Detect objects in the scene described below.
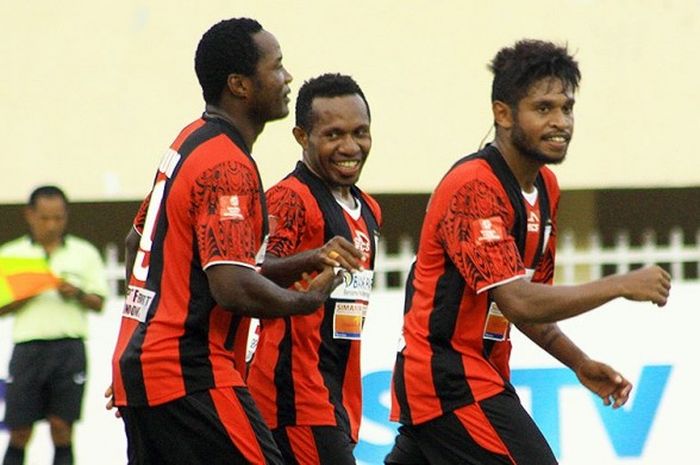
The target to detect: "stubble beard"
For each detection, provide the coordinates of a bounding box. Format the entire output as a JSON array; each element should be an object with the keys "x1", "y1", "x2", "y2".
[{"x1": 511, "y1": 122, "x2": 566, "y2": 166}]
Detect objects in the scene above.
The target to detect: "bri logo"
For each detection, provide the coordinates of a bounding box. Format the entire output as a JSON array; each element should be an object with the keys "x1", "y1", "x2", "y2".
[{"x1": 355, "y1": 365, "x2": 672, "y2": 464}]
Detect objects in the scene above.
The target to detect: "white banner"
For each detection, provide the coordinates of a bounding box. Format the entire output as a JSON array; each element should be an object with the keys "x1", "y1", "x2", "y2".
[{"x1": 1, "y1": 284, "x2": 696, "y2": 464}]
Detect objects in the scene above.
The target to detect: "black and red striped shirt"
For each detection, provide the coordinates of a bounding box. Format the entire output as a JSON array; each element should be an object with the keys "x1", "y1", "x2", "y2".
[
  {"x1": 247, "y1": 162, "x2": 381, "y2": 442},
  {"x1": 112, "y1": 115, "x2": 268, "y2": 407},
  {"x1": 390, "y1": 145, "x2": 559, "y2": 425}
]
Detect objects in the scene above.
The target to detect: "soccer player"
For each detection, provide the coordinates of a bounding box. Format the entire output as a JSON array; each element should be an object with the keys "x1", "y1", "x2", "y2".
[
  {"x1": 247, "y1": 73, "x2": 380, "y2": 465},
  {"x1": 110, "y1": 18, "x2": 342, "y2": 465},
  {"x1": 384, "y1": 39, "x2": 671, "y2": 465}
]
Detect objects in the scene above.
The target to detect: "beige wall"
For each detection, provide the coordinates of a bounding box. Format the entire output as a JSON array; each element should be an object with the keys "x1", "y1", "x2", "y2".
[{"x1": 1, "y1": 0, "x2": 698, "y2": 202}]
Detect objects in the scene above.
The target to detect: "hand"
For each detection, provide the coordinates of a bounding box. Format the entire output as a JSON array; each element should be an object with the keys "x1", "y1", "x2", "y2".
[
  {"x1": 316, "y1": 236, "x2": 364, "y2": 273},
  {"x1": 57, "y1": 280, "x2": 82, "y2": 301},
  {"x1": 575, "y1": 358, "x2": 632, "y2": 409},
  {"x1": 104, "y1": 384, "x2": 121, "y2": 418},
  {"x1": 294, "y1": 268, "x2": 344, "y2": 296},
  {"x1": 619, "y1": 265, "x2": 671, "y2": 307}
]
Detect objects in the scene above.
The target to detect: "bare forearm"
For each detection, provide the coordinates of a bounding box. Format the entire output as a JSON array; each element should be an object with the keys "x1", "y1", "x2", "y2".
[
  {"x1": 79, "y1": 293, "x2": 105, "y2": 313},
  {"x1": 516, "y1": 322, "x2": 588, "y2": 371},
  {"x1": 124, "y1": 228, "x2": 140, "y2": 283},
  {"x1": 207, "y1": 265, "x2": 327, "y2": 318},
  {"x1": 261, "y1": 253, "x2": 317, "y2": 288},
  {"x1": 492, "y1": 265, "x2": 670, "y2": 325},
  {"x1": 1, "y1": 298, "x2": 32, "y2": 317},
  {"x1": 494, "y1": 275, "x2": 628, "y2": 324}
]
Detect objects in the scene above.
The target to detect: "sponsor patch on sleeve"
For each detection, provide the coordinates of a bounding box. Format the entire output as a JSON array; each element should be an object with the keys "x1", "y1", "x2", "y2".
[
  {"x1": 471, "y1": 216, "x2": 507, "y2": 244},
  {"x1": 218, "y1": 195, "x2": 247, "y2": 221}
]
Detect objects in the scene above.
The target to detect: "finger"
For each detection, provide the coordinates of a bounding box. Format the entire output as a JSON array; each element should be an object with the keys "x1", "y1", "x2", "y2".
[
  {"x1": 330, "y1": 237, "x2": 364, "y2": 258},
  {"x1": 332, "y1": 270, "x2": 345, "y2": 287},
  {"x1": 326, "y1": 250, "x2": 341, "y2": 266}
]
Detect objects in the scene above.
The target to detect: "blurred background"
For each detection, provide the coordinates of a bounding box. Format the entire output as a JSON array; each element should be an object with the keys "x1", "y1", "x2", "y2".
[{"x1": 1, "y1": 1, "x2": 698, "y2": 464}]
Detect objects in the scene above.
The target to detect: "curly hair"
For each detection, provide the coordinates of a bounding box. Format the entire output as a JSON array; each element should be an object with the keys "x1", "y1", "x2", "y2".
[
  {"x1": 295, "y1": 73, "x2": 370, "y2": 131},
  {"x1": 194, "y1": 18, "x2": 263, "y2": 105},
  {"x1": 489, "y1": 39, "x2": 581, "y2": 107}
]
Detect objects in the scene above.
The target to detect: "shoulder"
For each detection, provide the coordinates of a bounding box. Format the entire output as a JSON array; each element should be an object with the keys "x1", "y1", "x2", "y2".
[
  {"x1": 64, "y1": 235, "x2": 102, "y2": 255},
  {"x1": 0, "y1": 236, "x2": 32, "y2": 255},
  {"x1": 357, "y1": 189, "x2": 382, "y2": 223},
  {"x1": 436, "y1": 156, "x2": 503, "y2": 202},
  {"x1": 267, "y1": 176, "x2": 315, "y2": 209},
  {"x1": 538, "y1": 166, "x2": 561, "y2": 198}
]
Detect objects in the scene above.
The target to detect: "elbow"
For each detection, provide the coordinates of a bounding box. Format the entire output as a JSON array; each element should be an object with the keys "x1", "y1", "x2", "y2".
[
  {"x1": 497, "y1": 299, "x2": 532, "y2": 325},
  {"x1": 492, "y1": 286, "x2": 552, "y2": 325}
]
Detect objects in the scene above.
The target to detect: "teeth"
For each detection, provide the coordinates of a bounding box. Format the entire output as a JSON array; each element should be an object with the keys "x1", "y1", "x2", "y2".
[
  {"x1": 547, "y1": 136, "x2": 566, "y2": 142},
  {"x1": 335, "y1": 160, "x2": 359, "y2": 168}
]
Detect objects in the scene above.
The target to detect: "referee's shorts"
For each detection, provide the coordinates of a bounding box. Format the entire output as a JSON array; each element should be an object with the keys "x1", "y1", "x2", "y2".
[
  {"x1": 4, "y1": 338, "x2": 86, "y2": 428},
  {"x1": 119, "y1": 386, "x2": 284, "y2": 465},
  {"x1": 384, "y1": 390, "x2": 557, "y2": 465}
]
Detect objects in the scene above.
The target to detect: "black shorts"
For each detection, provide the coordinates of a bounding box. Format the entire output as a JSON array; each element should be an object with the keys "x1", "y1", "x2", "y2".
[
  {"x1": 272, "y1": 425, "x2": 356, "y2": 465},
  {"x1": 384, "y1": 390, "x2": 557, "y2": 465},
  {"x1": 119, "y1": 386, "x2": 284, "y2": 465},
  {"x1": 3, "y1": 338, "x2": 86, "y2": 428}
]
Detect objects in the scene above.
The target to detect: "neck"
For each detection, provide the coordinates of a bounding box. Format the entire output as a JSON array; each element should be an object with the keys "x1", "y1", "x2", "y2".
[
  {"x1": 204, "y1": 104, "x2": 263, "y2": 151},
  {"x1": 40, "y1": 238, "x2": 62, "y2": 254},
  {"x1": 332, "y1": 187, "x2": 355, "y2": 209},
  {"x1": 492, "y1": 135, "x2": 541, "y2": 192},
  {"x1": 303, "y1": 161, "x2": 354, "y2": 206}
]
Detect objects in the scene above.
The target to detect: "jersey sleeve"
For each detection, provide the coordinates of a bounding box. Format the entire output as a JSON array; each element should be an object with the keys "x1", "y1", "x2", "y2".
[
  {"x1": 265, "y1": 184, "x2": 307, "y2": 258},
  {"x1": 532, "y1": 167, "x2": 560, "y2": 285},
  {"x1": 132, "y1": 192, "x2": 151, "y2": 235},
  {"x1": 191, "y1": 160, "x2": 263, "y2": 269},
  {"x1": 437, "y1": 178, "x2": 525, "y2": 293}
]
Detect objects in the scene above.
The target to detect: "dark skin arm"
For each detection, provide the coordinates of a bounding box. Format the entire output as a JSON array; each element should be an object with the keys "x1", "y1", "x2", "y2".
[
  {"x1": 124, "y1": 227, "x2": 140, "y2": 283},
  {"x1": 0, "y1": 298, "x2": 32, "y2": 317},
  {"x1": 206, "y1": 264, "x2": 343, "y2": 318},
  {"x1": 516, "y1": 322, "x2": 633, "y2": 408},
  {"x1": 261, "y1": 236, "x2": 364, "y2": 288},
  {"x1": 490, "y1": 265, "x2": 671, "y2": 325},
  {"x1": 57, "y1": 281, "x2": 105, "y2": 312}
]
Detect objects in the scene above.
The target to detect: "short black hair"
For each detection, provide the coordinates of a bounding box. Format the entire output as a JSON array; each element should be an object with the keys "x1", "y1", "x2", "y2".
[
  {"x1": 489, "y1": 39, "x2": 581, "y2": 107},
  {"x1": 194, "y1": 18, "x2": 263, "y2": 105},
  {"x1": 29, "y1": 185, "x2": 67, "y2": 207},
  {"x1": 295, "y1": 73, "x2": 370, "y2": 131}
]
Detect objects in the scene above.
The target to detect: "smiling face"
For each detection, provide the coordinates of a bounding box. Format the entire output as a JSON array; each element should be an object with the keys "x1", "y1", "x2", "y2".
[
  {"x1": 510, "y1": 76, "x2": 575, "y2": 165},
  {"x1": 295, "y1": 94, "x2": 371, "y2": 191},
  {"x1": 248, "y1": 30, "x2": 293, "y2": 122}
]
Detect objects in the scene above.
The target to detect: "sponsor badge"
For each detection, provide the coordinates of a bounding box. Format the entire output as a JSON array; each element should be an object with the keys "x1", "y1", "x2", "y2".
[
  {"x1": 122, "y1": 286, "x2": 156, "y2": 323},
  {"x1": 483, "y1": 301, "x2": 510, "y2": 341},
  {"x1": 330, "y1": 269, "x2": 374, "y2": 301},
  {"x1": 333, "y1": 302, "x2": 368, "y2": 340}
]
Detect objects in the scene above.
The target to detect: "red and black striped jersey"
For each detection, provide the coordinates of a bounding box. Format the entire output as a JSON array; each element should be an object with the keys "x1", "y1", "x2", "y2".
[
  {"x1": 112, "y1": 115, "x2": 268, "y2": 407},
  {"x1": 247, "y1": 162, "x2": 381, "y2": 442},
  {"x1": 390, "y1": 145, "x2": 559, "y2": 426}
]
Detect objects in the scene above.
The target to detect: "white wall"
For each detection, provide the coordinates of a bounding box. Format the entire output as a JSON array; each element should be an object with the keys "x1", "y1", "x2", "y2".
[
  {"x1": 1, "y1": 1, "x2": 699, "y2": 203},
  {"x1": 1, "y1": 284, "x2": 696, "y2": 464}
]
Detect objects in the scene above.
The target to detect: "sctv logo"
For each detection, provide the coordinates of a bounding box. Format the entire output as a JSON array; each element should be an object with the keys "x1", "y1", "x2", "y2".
[{"x1": 356, "y1": 365, "x2": 671, "y2": 464}]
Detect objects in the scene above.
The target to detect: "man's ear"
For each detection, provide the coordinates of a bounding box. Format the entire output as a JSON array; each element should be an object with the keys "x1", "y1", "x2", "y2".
[
  {"x1": 226, "y1": 73, "x2": 250, "y2": 99},
  {"x1": 292, "y1": 126, "x2": 308, "y2": 149},
  {"x1": 492, "y1": 100, "x2": 513, "y2": 130}
]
